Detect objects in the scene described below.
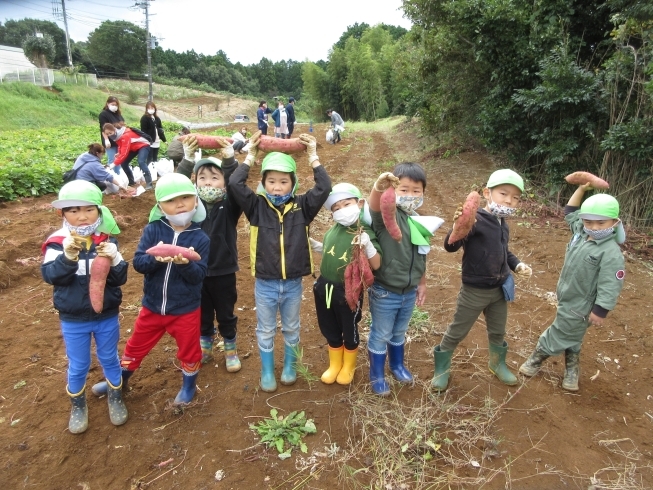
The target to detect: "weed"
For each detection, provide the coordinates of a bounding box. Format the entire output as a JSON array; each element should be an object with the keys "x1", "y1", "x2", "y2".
[
  {"x1": 249, "y1": 409, "x2": 317, "y2": 460},
  {"x1": 291, "y1": 345, "x2": 319, "y2": 388}
]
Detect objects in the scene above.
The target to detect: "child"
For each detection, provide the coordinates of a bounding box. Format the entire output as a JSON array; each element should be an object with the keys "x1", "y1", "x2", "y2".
[
  {"x1": 311, "y1": 183, "x2": 382, "y2": 385},
  {"x1": 102, "y1": 122, "x2": 153, "y2": 190},
  {"x1": 229, "y1": 131, "x2": 331, "y2": 392},
  {"x1": 192, "y1": 138, "x2": 244, "y2": 372},
  {"x1": 42, "y1": 180, "x2": 127, "y2": 434},
  {"x1": 91, "y1": 173, "x2": 210, "y2": 405},
  {"x1": 519, "y1": 186, "x2": 625, "y2": 391},
  {"x1": 368, "y1": 163, "x2": 443, "y2": 396},
  {"x1": 431, "y1": 169, "x2": 532, "y2": 392}
]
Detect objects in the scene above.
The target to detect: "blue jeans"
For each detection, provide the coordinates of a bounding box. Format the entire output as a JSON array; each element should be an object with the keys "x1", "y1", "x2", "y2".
[
  {"x1": 60, "y1": 316, "x2": 122, "y2": 393},
  {"x1": 106, "y1": 146, "x2": 120, "y2": 175},
  {"x1": 255, "y1": 277, "x2": 302, "y2": 351},
  {"x1": 367, "y1": 284, "x2": 417, "y2": 353},
  {"x1": 123, "y1": 146, "x2": 151, "y2": 180}
]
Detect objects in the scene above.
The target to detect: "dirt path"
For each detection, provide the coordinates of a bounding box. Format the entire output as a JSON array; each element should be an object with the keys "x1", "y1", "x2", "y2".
[{"x1": 1, "y1": 122, "x2": 651, "y2": 489}]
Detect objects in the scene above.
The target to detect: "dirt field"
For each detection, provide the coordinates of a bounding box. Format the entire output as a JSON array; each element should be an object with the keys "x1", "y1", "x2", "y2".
[{"x1": 1, "y1": 122, "x2": 652, "y2": 489}]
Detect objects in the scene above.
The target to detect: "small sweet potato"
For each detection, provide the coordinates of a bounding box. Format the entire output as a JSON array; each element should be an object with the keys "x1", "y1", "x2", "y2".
[
  {"x1": 181, "y1": 134, "x2": 306, "y2": 154},
  {"x1": 565, "y1": 171, "x2": 609, "y2": 189},
  {"x1": 380, "y1": 187, "x2": 402, "y2": 241},
  {"x1": 448, "y1": 191, "x2": 480, "y2": 244},
  {"x1": 146, "y1": 244, "x2": 201, "y2": 261},
  {"x1": 89, "y1": 255, "x2": 111, "y2": 313}
]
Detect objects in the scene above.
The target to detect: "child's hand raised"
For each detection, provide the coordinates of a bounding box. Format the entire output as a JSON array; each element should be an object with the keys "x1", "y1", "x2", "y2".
[{"x1": 373, "y1": 172, "x2": 400, "y2": 192}]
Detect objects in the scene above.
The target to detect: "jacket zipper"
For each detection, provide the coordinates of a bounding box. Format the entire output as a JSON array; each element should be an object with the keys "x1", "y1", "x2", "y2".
[
  {"x1": 161, "y1": 232, "x2": 179, "y2": 315},
  {"x1": 279, "y1": 216, "x2": 286, "y2": 280},
  {"x1": 404, "y1": 245, "x2": 415, "y2": 294}
]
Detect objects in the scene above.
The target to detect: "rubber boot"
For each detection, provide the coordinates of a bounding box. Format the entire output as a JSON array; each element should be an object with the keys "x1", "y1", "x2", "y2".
[
  {"x1": 106, "y1": 379, "x2": 128, "y2": 426},
  {"x1": 223, "y1": 336, "x2": 242, "y2": 373},
  {"x1": 67, "y1": 386, "x2": 88, "y2": 434},
  {"x1": 368, "y1": 350, "x2": 390, "y2": 396},
  {"x1": 488, "y1": 341, "x2": 518, "y2": 386},
  {"x1": 259, "y1": 348, "x2": 277, "y2": 392},
  {"x1": 431, "y1": 345, "x2": 453, "y2": 392},
  {"x1": 336, "y1": 347, "x2": 358, "y2": 385},
  {"x1": 200, "y1": 335, "x2": 214, "y2": 365},
  {"x1": 562, "y1": 349, "x2": 580, "y2": 391},
  {"x1": 280, "y1": 343, "x2": 298, "y2": 386},
  {"x1": 321, "y1": 346, "x2": 344, "y2": 384},
  {"x1": 91, "y1": 369, "x2": 134, "y2": 397},
  {"x1": 387, "y1": 342, "x2": 414, "y2": 383},
  {"x1": 173, "y1": 371, "x2": 199, "y2": 406},
  {"x1": 519, "y1": 348, "x2": 550, "y2": 377},
  {"x1": 144, "y1": 171, "x2": 153, "y2": 190}
]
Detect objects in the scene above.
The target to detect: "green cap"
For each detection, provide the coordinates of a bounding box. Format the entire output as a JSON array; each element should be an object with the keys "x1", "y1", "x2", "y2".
[
  {"x1": 193, "y1": 157, "x2": 222, "y2": 176},
  {"x1": 52, "y1": 180, "x2": 120, "y2": 235},
  {"x1": 260, "y1": 152, "x2": 296, "y2": 174},
  {"x1": 149, "y1": 173, "x2": 206, "y2": 223},
  {"x1": 324, "y1": 183, "x2": 362, "y2": 210},
  {"x1": 579, "y1": 194, "x2": 619, "y2": 220},
  {"x1": 487, "y1": 169, "x2": 524, "y2": 193}
]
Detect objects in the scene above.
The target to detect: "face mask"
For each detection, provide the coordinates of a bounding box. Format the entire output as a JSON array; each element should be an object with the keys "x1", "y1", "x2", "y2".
[
  {"x1": 266, "y1": 192, "x2": 292, "y2": 207},
  {"x1": 488, "y1": 196, "x2": 516, "y2": 218},
  {"x1": 163, "y1": 208, "x2": 196, "y2": 227},
  {"x1": 197, "y1": 185, "x2": 226, "y2": 203},
  {"x1": 108, "y1": 104, "x2": 118, "y2": 113},
  {"x1": 114, "y1": 126, "x2": 126, "y2": 139},
  {"x1": 333, "y1": 204, "x2": 360, "y2": 227},
  {"x1": 396, "y1": 195, "x2": 423, "y2": 214},
  {"x1": 584, "y1": 226, "x2": 615, "y2": 240},
  {"x1": 148, "y1": 109, "x2": 155, "y2": 115},
  {"x1": 64, "y1": 216, "x2": 102, "y2": 237}
]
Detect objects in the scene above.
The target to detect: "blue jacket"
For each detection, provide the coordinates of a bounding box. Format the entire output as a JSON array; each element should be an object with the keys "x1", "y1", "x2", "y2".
[
  {"x1": 42, "y1": 230, "x2": 128, "y2": 322},
  {"x1": 257, "y1": 106, "x2": 272, "y2": 130},
  {"x1": 132, "y1": 219, "x2": 210, "y2": 315},
  {"x1": 73, "y1": 152, "x2": 114, "y2": 184},
  {"x1": 285, "y1": 103, "x2": 295, "y2": 125}
]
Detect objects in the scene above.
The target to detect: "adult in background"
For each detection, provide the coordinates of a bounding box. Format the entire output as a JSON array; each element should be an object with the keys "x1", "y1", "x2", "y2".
[
  {"x1": 327, "y1": 109, "x2": 345, "y2": 144},
  {"x1": 98, "y1": 96, "x2": 125, "y2": 171},
  {"x1": 140, "y1": 101, "x2": 166, "y2": 164},
  {"x1": 167, "y1": 126, "x2": 191, "y2": 168},
  {"x1": 257, "y1": 100, "x2": 272, "y2": 135},
  {"x1": 271, "y1": 100, "x2": 288, "y2": 139},
  {"x1": 72, "y1": 144, "x2": 130, "y2": 194},
  {"x1": 231, "y1": 126, "x2": 250, "y2": 154},
  {"x1": 286, "y1": 97, "x2": 296, "y2": 137}
]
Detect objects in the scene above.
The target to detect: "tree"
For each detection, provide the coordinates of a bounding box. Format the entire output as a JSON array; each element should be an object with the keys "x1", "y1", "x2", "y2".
[
  {"x1": 334, "y1": 22, "x2": 370, "y2": 50},
  {"x1": 0, "y1": 19, "x2": 68, "y2": 66},
  {"x1": 87, "y1": 21, "x2": 147, "y2": 74},
  {"x1": 22, "y1": 34, "x2": 56, "y2": 68}
]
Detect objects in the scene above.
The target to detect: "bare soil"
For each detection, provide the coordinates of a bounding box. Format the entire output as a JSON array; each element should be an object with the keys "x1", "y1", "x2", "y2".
[{"x1": 1, "y1": 122, "x2": 652, "y2": 489}]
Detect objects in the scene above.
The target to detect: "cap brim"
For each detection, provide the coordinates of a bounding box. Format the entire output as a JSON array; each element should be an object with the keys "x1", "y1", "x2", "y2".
[
  {"x1": 577, "y1": 212, "x2": 614, "y2": 220},
  {"x1": 324, "y1": 191, "x2": 359, "y2": 210},
  {"x1": 51, "y1": 199, "x2": 96, "y2": 209}
]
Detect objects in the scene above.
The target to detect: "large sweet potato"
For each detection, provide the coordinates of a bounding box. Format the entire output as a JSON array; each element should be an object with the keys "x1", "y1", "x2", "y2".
[
  {"x1": 344, "y1": 233, "x2": 375, "y2": 312},
  {"x1": 565, "y1": 171, "x2": 609, "y2": 189},
  {"x1": 146, "y1": 244, "x2": 201, "y2": 261},
  {"x1": 448, "y1": 191, "x2": 480, "y2": 244},
  {"x1": 380, "y1": 187, "x2": 402, "y2": 241},
  {"x1": 180, "y1": 134, "x2": 306, "y2": 154},
  {"x1": 89, "y1": 255, "x2": 111, "y2": 313}
]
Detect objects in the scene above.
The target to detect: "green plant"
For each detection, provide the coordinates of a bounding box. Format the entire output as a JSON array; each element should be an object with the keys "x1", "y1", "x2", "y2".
[
  {"x1": 124, "y1": 86, "x2": 142, "y2": 104},
  {"x1": 409, "y1": 307, "x2": 430, "y2": 330},
  {"x1": 290, "y1": 345, "x2": 319, "y2": 388},
  {"x1": 249, "y1": 409, "x2": 317, "y2": 459}
]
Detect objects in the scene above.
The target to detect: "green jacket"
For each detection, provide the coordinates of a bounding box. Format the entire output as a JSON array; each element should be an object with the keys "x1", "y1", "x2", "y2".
[
  {"x1": 557, "y1": 211, "x2": 625, "y2": 318},
  {"x1": 319, "y1": 223, "x2": 381, "y2": 283},
  {"x1": 370, "y1": 208, "x2": 426, "y2": 294}
]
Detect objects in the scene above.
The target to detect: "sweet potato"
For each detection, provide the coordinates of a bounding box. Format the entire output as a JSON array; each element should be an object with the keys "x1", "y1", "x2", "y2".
[
  {"x1": 448, "y1": 191, "x2": 480, "y2": 244},
  {"x1": 565, "y1": 171, "x2": 609, "y2": 189},
  {"x1": 180, "y1": 134, "x2": 306, "y2": 154},
  {"x1": 89, "y1": 255, "x2": 111, "y2": 313},
  {"x1": 380, "y1": 187, "x2": 402, "y2": 241},
  {"x1": 146, "y1": 244, "x2": 201, "y2": 261},
  {"x1": 344, "y1": 233, "x2": 375, "y2": 312}
]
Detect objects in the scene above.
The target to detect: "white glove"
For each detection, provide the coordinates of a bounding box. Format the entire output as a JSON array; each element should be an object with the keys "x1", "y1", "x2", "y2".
[
  {"x1": 221, "y1": 144, "x2": 235, "y2": 159},
  {"x1": 244, "y1": 131, "x2": 261, "y2": 166},
  {"x1": 309, "y1": 237, "x2": 323, "y2": 253},
  {"x1": 374, "y1": 172, "x2": 400, "y2": 192},
  {"x1": 299, "y1": 134, "x2": 318, "y2": 164},
  {"x1": 352, "y1": 232, "x2": 377, "y2": 259},
  {"x1": 515, "y1": 262, "x2": 532, "y2": 277},
  {"x1": 183, "y1": 135, "x2": 199, "y2": 162},
  {"x1": 104, "y1": 138, "x2": 111, "y2": 148},
  {"x1": 63, "y1": 236, "x2": 82, "y2": 261},
  {"x1": 96, "y1": 242, "x2": 121, "y2": 267}
]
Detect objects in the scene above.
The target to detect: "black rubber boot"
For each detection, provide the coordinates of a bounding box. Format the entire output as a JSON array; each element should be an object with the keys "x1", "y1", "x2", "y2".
[
  {"x1": 562, "y1": 350, "x2": 580, "y2": 391},
  {"x1": 67, "y1": 386, "x2": 88, "y2": 434},
  {"x1": 519, "y1": 348, "x2": 550, "y2": 377},
  {"x1": 106, "y1": 379, "x2": 129, "y2": 426}
]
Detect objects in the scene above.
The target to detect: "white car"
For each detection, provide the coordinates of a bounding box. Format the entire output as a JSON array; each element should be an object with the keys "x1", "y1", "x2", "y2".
[{"x1": 234, "y1": 115, "x2": 250, "y2": 123}]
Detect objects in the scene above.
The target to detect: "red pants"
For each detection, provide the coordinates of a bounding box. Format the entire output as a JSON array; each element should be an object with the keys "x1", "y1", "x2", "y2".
[{"x1": 122, "y1": 306, "x2": 202, "y2": 373}]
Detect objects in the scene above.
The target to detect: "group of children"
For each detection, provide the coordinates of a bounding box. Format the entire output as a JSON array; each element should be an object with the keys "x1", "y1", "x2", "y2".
[{"x1": 42, "y1": 130, "x2": 626, "y2": 434}]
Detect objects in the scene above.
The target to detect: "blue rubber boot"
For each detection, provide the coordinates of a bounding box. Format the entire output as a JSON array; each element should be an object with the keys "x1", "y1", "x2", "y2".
[
  {"x1": 67, "y1": 386, "x2": 88, "y2": 434},
  {"x1": 91, "y1": 370, "x2": 134, "y2": 397},
  {"x1": 387, "y1": 342, "x2": 414, "y2": 383},
  {"x1": 173, "y1": 371, "x2": 198, "y2": 406},
  {"x1": 259, "y1": 348, "x2": 277, "y2": 392},
  {"x1": 280, "y1": 343, "x2": 298, "y2": 386},
  {"x1": 368, "y1": 350, "x2": 390, "y2": 396}
]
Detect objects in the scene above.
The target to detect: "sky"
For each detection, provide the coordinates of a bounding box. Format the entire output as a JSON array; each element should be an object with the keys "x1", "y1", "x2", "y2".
[{"x1": 1, "y1": 0, "x2": 412, "y2": 65}]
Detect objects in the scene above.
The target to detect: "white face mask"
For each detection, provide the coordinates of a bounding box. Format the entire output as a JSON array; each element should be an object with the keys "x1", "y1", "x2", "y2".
[
  {"x1": 108, "y1": 104, "x2": 118, "y2": 113},
  {"x1": 333, "y1": 204, "x2": 360, "y2": 227},
  {"x1": 147, "y1": 109, "x2": 155, "y2": 115},
  {"x1": 163, "y1": 209, "x2": 195, "y2": 227}
]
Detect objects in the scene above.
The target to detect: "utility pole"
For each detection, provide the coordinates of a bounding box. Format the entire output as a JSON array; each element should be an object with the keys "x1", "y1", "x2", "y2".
[
  {"x1": 135, "y1": 0, "x2": 154, "y2": 101},
  {"x1": 52, "y1": 0, "x2": 73, "y2": 66}
]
